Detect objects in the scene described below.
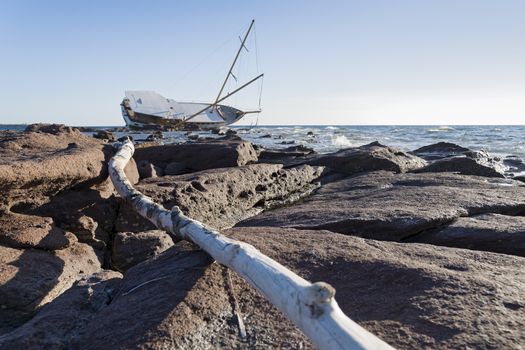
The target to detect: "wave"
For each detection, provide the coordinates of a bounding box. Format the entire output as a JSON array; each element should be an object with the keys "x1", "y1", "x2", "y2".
[
  {"x1": 332, "y1": 135, "x2": 352, "y2": 148},
  {"x1": 325, "y1": 126, "x2": 339, "y2": 130}
]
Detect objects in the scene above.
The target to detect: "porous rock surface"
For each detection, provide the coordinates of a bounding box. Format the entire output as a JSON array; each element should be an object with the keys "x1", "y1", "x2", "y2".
[
  {"x1": 237, "y1": 171, "x2": 525, "y2": 241},
  {"x1": 116, "y1": 163, "x2": 324, "y2": 231}
]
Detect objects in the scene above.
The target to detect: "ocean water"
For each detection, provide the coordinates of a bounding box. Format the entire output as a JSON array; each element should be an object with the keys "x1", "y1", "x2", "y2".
[{"x1": 3, "y1": 124, "x2": 525, "y2": 171}]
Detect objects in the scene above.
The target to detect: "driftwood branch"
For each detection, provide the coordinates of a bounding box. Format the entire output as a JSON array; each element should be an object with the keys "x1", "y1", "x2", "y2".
[{"x1": 109, "y1": 138, "x2": 393, "y2": 350}]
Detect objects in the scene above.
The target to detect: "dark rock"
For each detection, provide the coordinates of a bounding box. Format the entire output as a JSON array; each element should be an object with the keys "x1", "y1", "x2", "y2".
[
  {"x1": 409, "y1": 213, "x2": 525, "y2": 256},
  {"x1": 259, "y1": 134, "x2": 272, "y2": 138},
  {"x1": 164, "y1": 162, "x2": 188, "y2": 176},
  {"x1": 146, "y1": 130, "x2": 163, "y2": 141},
  {"x1": 237, "y1": 171, "x2": 525, "y2": 240},
  {"x1": 116, "y1": 163, "x2": 324, "y2": 231},
  {"x1": 187, "y1": 134, "x2": 199, "y2": 140},
  {"x1": 93, "y1": 130, "x2": 116, "y2": 142},
  {"x1": 514, "y1": 175, "x2": 525, "y2": 183},
  {"x1": 412, "y1": 142, "x2": 470, "y2": 160},
  {"x1": 307, "y1": 131, "x2": 315, "y2": 136},
  {"x1": 24, "y1": 123, "x2": 75, "y2": 134},
  {"x1": 0, "y1": 213, "x2": 77, "y2": 250},
  {"x1": 0, "y1": 242, "x2": 101, "y2": 333},
  {"x1": 414, "y1": 155, "x2": 505, "y2": 178},
  {"x1": 49, "y1": 228, "x2": 525, "y2": 349},
  {"x1": 258, "y1": 145, "x2": 317, "y2": 166},
  {"x1": 0, "y1": 270, "x2": 122, "y2": 348},
  {"x1": 504, "y1": 156, "x2": 525, "y2": 174},
  {"x1": 137, "y1": 160, "x2": 163, "y2": 179},
  {"x1": 308, "y1": 142, "x2": 426, "y2": 175},
  {"x1": 111, "y1": 230, "x2": 175, "y2": 271},
  {"x1": 133, "y1": 139, "x2": 258, "y2": 174}
]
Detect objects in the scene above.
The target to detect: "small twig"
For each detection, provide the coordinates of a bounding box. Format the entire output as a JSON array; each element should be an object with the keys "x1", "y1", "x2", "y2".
[{"x1": 225, "y1": 268, "x2": 247, "y2": 340}]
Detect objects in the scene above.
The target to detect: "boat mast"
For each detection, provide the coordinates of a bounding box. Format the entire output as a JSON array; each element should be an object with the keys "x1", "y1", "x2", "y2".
[{"x1": 214, "y1": 19, "x2": 255, "y2": 104}]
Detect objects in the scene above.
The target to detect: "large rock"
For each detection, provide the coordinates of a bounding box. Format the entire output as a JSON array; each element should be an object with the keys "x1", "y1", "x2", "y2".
[
  {"x1": 0, "y1": 124, "x2": 138, "y2": 211},
  {"x1": 0, "y1": 242, "x2": 101, "y2": 333},
  {"x1": 308, "y1": 142, "x2": 426, "y2": 175},
  {"x1": 36, "y1": 228, "x2": 524, "y2": 349},
  {"x1": 0, "y1": 125, "x2": 107, "y2": 210},
  {"x1": 19, "y1": 186, "x2": 120, "y2": 250},
  {"x1": 0, "y1": 270, "x2": 122, "y2": 349},
  {"x1": 409, "y1": 213, "x2": 525, "y2": 256},
  {"x1": 111, "y1": 230, "x2": 175, "y2": 271},
  {"x1": 133, "y1": 139, "x2": 258, "y2": 175},
  {"x1": 116, "y1": 163, "x2": 324, "y2": 231},
  {"x1": 414, "y1": 155, "x2": 505, "y2": 178},
  {"x1": 237, "y1": 171, "x2": 525, "y2": 241},
  {"x1": 412, "y1": 142, "x2": 471, "y2": 160},
  {"x1": 0, "y1": 213, "x2": 77, "y2": 250}
]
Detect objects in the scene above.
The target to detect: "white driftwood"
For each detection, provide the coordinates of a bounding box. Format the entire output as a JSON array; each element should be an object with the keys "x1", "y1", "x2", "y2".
[{"x1": 109, "y1": 139, "x2": 394, "y2": 350}]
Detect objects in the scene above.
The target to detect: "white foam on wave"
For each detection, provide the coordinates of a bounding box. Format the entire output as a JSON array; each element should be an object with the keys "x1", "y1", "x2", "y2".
[
  {"x1": 332, "y1": 134, "x2": 352, "y2": 148},
  {"x1": 427, "y1": 126, "x2": 454, "y2": 133},
  {"x1": 325, "y1": 126, "x2": 339, "y2": 130}
]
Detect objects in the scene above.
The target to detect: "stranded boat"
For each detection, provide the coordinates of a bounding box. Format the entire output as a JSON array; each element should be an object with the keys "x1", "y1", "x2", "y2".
[{"x1": 121, "y1": 20, "x2": 263, "y2": 130}]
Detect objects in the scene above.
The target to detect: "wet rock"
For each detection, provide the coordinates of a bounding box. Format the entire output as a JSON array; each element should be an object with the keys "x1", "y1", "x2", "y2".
[
  {"x1": 237, "y1": 171, "x2": 525, "y2": 240},
  {"x1": 0, "y1": 242, "x2": 101, "y2": 333},
  {"x1": 414, "y1": 155, "x2": 505, "y2": 178},
  {"x1": 146, "y1": 130, "x2": 163, "y2": 141},
  {"x1": 137, "y1": 160, "x2": 163, "y2": 179},
  {"x1": 307, "y1": 131, "x2": 315, "y2": 136},
  {"x1": 258, "y1": 145, "x2": 316, "y2": 166},
  {"x1": 308, "y1": 141, "x2": 426, "y2": 175},
  {"x1": 409, "y1": 213, "x2": 525, "y2": 257},
  {"x1": 111, "y1": 230, "x2": 175, "y2": 271},
  {"x1": 93, "y1": 130, "x2": 116, "y2": 142},
  {"x1": 133, "y1": 139, "x2": 258, "y2": 174},
  {"x1": 504, "y1": 155, "x2": 525, "y2": 174},
  {"x1": 0, "y1": 126, "x2": 108, "y2": 210},
  {"x1": 116, "y1": 163, "x2": 324, "y2": 232},
  {"x1": 259, "y1": 134, "x2": 272, "y2": 138},
  {"x1": 0, "y1": 270, "x2": 122, "y2": 348},
  {"x1": 61, "y1": 228, "x2": 525, "y2": 349},
  {"x1": 0, "y1": 213, "x2": 77, "y2": 250},
  {"x1": 412, "y1": 142, "x2": 471, "y2": 160}
]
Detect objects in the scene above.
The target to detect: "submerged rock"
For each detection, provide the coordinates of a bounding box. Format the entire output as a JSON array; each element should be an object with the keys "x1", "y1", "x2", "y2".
[
  {"x1": 93, "y1": 130, "x2": 116, "y2": 142},
  {"x1": 237, "y1": 171, "x2": 525, "y2": 240},
  {"x1": 116, "y1": 163, "x2": 324, "y2": 231},
  {"x1": 409, "y1": 213, "x2": 525, "y2": 256},
  {"x1": 111, "y1": 230, "x2": 175, "y2": 271},
  {"x1": 309, "y1": 141, "x2": 426, "y2": 175}
]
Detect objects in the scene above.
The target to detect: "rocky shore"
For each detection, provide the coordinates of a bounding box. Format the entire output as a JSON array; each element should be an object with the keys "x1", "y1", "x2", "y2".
[{"x1": 0, "y1": 125, "x2": 524, "y2": 349}]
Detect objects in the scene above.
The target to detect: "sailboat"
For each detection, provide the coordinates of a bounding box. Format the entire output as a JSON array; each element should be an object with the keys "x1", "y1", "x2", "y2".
[{"x1": 121, "y1": 20, "x2": 263, "y2": 130}]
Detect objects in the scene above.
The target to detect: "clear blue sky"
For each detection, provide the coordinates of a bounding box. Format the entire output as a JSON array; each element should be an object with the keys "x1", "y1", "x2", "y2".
[{"x1": 1, "y1": 0, "x2": 524, "y2": 125}]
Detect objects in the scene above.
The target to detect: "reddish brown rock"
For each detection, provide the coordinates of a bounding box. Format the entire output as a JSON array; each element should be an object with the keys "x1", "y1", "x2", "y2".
[
  {"x1": 116, "y1": 163, "x2": 324, "y2": 232},
  {"x1": 37, "y1": 228, "x2": 523, "y2": 349},
  {"x1": 0, "y1": 270, "x2": 122, "y2": 349},
  {"x1": 409, "y1": 213, "x2": 525, "y2": 256},
  {"x1": 0, "y1": 242, "x2": 101, "y2": 334},
  {"x1": 133, "y1": 139, "x2": 258, "y2": 175},
  {"x1": 0, "y1": 213, "x2": 77, "y2": 250},
  {"x1": 111, "y1": 230, "x2": 175, "y2": 271},
  {"x1": 308, "y1": 141, "x2": 426, "y2": 175},
  {"x1": 237, "y1": 171, "x2": 525, "y2": 240}
]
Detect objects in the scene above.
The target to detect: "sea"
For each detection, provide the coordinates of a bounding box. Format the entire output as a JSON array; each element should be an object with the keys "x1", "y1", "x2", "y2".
[{"x1": 2, "y1": 124, "x2": 525, "y2": 174}]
